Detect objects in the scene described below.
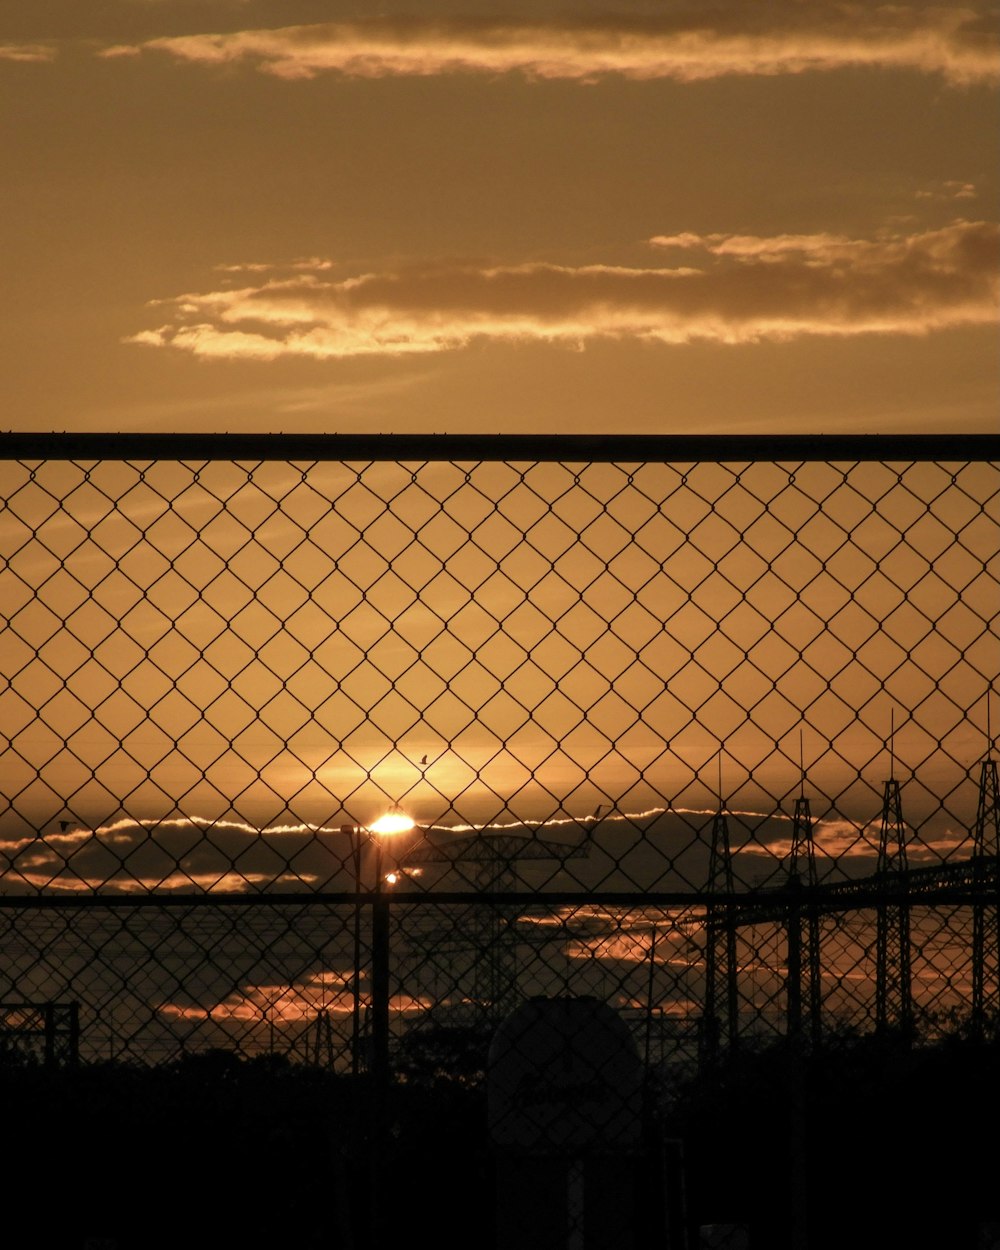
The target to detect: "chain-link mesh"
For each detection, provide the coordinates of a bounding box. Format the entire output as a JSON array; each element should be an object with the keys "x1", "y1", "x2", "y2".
[{"x1": 1, "y1": 433, "x2": 997, "y2": 1249}]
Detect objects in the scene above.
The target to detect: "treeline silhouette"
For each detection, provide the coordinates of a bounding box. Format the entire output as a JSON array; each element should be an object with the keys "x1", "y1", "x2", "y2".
[{"x1": 0, "y1": 1022, "x2": 995, "y2": 1249}]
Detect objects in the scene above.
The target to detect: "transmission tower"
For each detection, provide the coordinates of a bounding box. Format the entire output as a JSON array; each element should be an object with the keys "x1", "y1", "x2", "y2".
[
  {"x1": 875, "y1": 720, "x2": 912, "y2": 1035},
  {"x1": 701, "y1": 783, "x2": 738, "y2": 1067},
  {"x1": 786, "y1": 747, "x2": 822, "y2": 1049},
  {"x1": 311, "y1": 1006, "x2": 336, "y2": 1068},
  {"x1": 971, "y1": 727, "x2": 999, "y2": 1037},
  {"x1": 403, "y1": 828, "x2": 590, "y2": 1024}
]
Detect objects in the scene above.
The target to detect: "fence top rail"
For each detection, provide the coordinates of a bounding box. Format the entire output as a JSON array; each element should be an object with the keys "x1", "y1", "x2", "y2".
[{"x1": 1, "y1": 431, "x2": 997, "y2": 463}]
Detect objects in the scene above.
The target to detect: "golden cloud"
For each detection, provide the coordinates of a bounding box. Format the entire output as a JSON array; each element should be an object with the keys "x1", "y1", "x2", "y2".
[
  {"x1": 100, "y1": 8, "x2": 1000, "y2": 85},
  {"x1": 127, "y1": 221, "x2": 1000, "y2": 359},
  {"x1": 0, "y1": 43, "x2": 57, "y2": 63}
]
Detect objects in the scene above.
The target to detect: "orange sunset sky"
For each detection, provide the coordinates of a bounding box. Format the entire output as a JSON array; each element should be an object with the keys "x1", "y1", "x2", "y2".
[{"x1": 1, "y1": 0, "x2": 997, "y2": 436}]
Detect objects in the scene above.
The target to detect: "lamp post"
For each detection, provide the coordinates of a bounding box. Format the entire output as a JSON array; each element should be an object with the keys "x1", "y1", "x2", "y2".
[
  {"x1": 341, "y1": 809, "x2": 414, "y2": 1079},
  {"x1": 366, "y1": 808, "x2": 415, "y2": 1092},
  {"x1": 353, "y1": 807, "x2": 414, "y2": 1250}
]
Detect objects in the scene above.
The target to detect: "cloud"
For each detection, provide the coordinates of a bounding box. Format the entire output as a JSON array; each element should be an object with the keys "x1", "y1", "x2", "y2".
[
  {"x1": 126, "y1": 221, "x2": 1000, "y2": 359},
  {"x1": 0, "y1": 813, "x2": 342, "y2": 894},
  {"x1": 916, "y1": 179, "x2": 979, "y2": 201},
  {"x1": 213, "y1": 257, "x2": 334, "y2": 274},
  {"x1": 99, "y1": 7, "x2": 1000, "y2": 85},
  {"x1": 0, "y1": 43, "x2": 57, "y2": 63},
  {"x1": 158, "y1": 984, "x2": 429, "y2": 1024},
  {"x1": 158, "y1": 971, "x2": 360, "y2": 1026}
]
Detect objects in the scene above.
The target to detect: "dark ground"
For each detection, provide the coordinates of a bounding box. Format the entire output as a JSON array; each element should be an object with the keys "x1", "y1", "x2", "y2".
[{"x1": 0, "y1": 1029, "x2": 996, "y2": 1249}]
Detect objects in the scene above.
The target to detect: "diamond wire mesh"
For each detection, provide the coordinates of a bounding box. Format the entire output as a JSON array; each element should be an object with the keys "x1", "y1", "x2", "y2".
[{"x1": 0, "y1": 440, "x2": 997, "y2": 1080}]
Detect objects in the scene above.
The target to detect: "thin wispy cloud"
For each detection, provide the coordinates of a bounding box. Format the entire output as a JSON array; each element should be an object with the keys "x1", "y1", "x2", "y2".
[
  {"x1": 159, "y1": 986, "x2": 429, "y2": 1024},
  {"x1": 916, "y1": 179, "x2": 979, "y2": 201},
  {"x1": 0, "y1": 803, "x2": 902, "y2": 895},
  {"x1": 0, "y1": 43, "x2": 57, "y2": 63},
  {"x1": 213, "y1": 257, "x2": 335, "y2": 274},
  {"x1": 98, "y1": 7, "x2": 1000, "y2": 85},
  {"x1": 127, "y1": 221, "x2": 1000, "y2": 360}
]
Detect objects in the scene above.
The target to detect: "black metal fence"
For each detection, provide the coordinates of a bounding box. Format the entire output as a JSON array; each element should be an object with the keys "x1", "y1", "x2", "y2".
[{"x1": 0, "y1": 433, "x2": 997, "y2": 1250}]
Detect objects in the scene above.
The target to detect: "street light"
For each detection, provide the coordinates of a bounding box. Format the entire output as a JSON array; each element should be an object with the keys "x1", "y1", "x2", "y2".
[
  {"x1": 347, "y1": 805, "x2": 416, "y2": 1250},
  {"x1": 366, "y1": 807, "x2": 415, "y2": 1090},
  {"x1": 342, "y1": 808, "x2": 416, "y2": 1078}
]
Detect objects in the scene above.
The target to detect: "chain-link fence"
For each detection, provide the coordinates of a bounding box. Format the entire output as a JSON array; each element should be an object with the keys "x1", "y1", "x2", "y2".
[{"x1": 1, "y1": 432, "x2": 997, "y2": 1249}]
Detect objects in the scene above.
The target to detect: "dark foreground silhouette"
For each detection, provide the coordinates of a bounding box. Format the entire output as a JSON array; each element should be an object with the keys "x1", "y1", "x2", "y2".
[{"x1": 0, "y1": 1026, "x2": 996, "y2": 1250}]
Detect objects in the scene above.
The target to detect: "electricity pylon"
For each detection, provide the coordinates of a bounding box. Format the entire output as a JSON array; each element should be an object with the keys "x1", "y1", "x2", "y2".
[
  {"x1": 875, "y1": 728, "x2": 912, "y2": 1036},
  {"x1": 404, "y1": 827, "x2": 591, "y2": 1023},
  {"x1": 701, "y1": 793, "x2": 738, "y2": 1067},
  {"x1": 786, "y1": 756, "x2": 822, "y2": 1049},
  {"x1": 971, "y1": 737, "x2": 999, "y2": 1037}
]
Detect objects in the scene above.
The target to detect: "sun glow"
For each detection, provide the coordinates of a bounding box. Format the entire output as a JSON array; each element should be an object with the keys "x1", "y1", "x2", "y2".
[{"x1": 368, "y1": 810, "x2": 417, "y2": 837}]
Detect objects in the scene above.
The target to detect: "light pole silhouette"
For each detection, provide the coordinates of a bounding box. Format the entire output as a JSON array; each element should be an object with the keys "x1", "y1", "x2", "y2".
[{"x1": 340, "y1": 808, "x2": 415, "y2": 1077}]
